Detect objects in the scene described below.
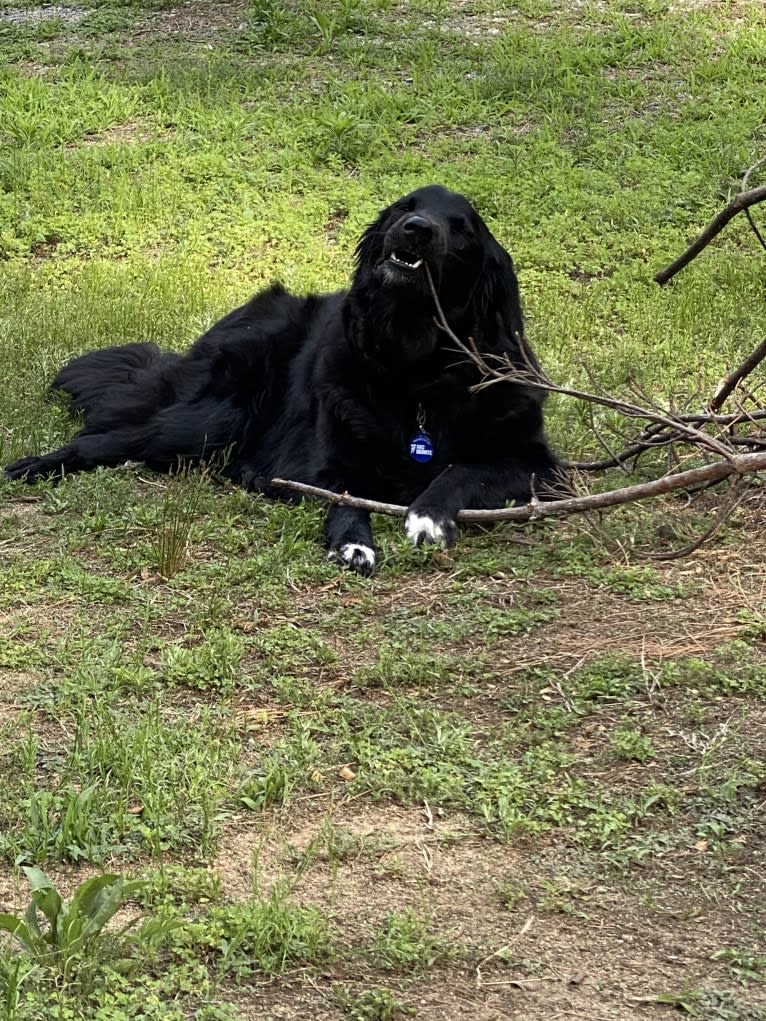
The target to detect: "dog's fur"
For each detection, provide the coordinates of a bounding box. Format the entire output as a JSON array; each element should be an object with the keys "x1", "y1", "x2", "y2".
[{"x1": 5, "y1": 185, "x2": 563, "y2": 574}]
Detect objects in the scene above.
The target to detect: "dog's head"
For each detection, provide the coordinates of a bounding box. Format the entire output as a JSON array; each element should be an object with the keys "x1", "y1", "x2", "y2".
[{"x1": 354, "y1": 185, "x2": 525, "y2": 355}]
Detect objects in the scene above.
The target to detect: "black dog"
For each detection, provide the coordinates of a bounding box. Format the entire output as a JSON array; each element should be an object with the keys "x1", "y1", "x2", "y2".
[{"x1": 5, "y1": 185, "x2": 562, "y2": 574}]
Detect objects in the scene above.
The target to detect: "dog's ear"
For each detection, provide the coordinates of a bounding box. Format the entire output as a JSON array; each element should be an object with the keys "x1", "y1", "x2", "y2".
[
  {"x1": 354, "y1": 207, "x2": 388, "y2": 269},
  {"x1": 475, "y1": 238, "x2": 539, "y2": 368}
]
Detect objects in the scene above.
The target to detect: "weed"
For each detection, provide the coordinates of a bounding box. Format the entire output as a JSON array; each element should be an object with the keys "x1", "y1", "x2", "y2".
[
  {"x1": 355, "y1": 643, "x2": 459, "y2": 689},
  {"x1": 654, "y1": 987, "x2": 766, "y2": 1019},
  {"x1": 251, "y1": 623, "x2": 337, "y2": 679},
  {"x1": 496, "y1": 879, "x2": 529, "y2": 911},
  {"x1": 737, "y1": 607, "x2": 766, "y2": 642},
  {"x1": 336, "y1": 985, "x2": 416, "y2": 1020},
  {"x1": 661, "y1": 644, "x2": 766, "y2": 697},
  {"x1": 243, "y1": 0, "x2": 311, "y2": 51},
  {"x1": 309, "y1": 1, "x2": 369, "y2": 54},
  {"x1": 610, "y1": 725, "x2": 656, "y2": 762},
  {"x1": 161, "y1": 627, "x2": 246, "y2": 693},
  {"x1": 537, "y1": 877, "x2": 592, "y2": 915},
  {"x1": 241, "y1": 760, "x2": 296, "y2": 814},
  {"x1": 712, "y1": 947, "x2": 766, "y2": 985},
  {"x1": 0, "y1": 867, "x2": 147, "y2": 989},
  {"x1": 184, "y1": 885, "x2": 333, "y2": 977},
  {"x1": 150, "y1": 465, "x2": 208, "y2": 579},
  {"x1": 0, "y1": 956, "x2": 35, "y2": 1021},
  {"x1": 4, "y1": 784, "x2": 114, "y2": 865},
  {"x1": 138, "y1": 865, "x2": 223, "y2": 911},
  {"x1": 568, "y1": 656, "x2": 646, "y2": 708},
  {"x1": 0, "y1": 701, "x2": 241, "y2": 864},
  {"x1": 371, "y1": 909, "x2": 452, "y2": 971}
]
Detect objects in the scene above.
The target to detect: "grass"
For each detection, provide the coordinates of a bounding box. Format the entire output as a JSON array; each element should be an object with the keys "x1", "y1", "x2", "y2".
[{"x1": 1, "y1": 1, "x2": 766, "y2": 1019}]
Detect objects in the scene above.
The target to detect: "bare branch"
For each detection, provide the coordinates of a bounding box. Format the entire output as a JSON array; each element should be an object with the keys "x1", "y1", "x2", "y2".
[
  {"x1": 565, "y1": 428, "x2": 678, "y2": 472},
  {"x1": 642, "y1": 481, "x2": 750, "y2": 561},
  {"x1": 271, "y1": 452, "x2": 766, "y2": 523},
  {"x1": 709, "y1": 337, "x2": 766, "y2": 412},
  {"x1": 423, "y1": 262, "x2": 766, "y2": 473},
  {"x1": 277, "y1": 259, "x2": 763, "y2": 552},
  {"x1": 271, "y1": 480, "x2": 407, "y2": 516},
  {"x1": 680, "y1": 407, "x2": 766, "y2": 426},
  {"x1": 568, "y1": 412, "x2": 766, "y2": 472},
  {"x1": 742, "y1": 155, "x2": 766, "y2": 192},
  {"x1": 741, "y1": 156, "x2": 766, "y2": 253},
  {"x1": 744, "y1": 208, "x2": 766, "y2": 254},
  {"x1": 479, "y1": 367, "x2": 739, "y2": 461},
  {"x1": 654, "y1": 183, "x2": 766, "y2": 285},
  {"x1": 423, "y1": 262, "x2": 738, "y2": 463}
]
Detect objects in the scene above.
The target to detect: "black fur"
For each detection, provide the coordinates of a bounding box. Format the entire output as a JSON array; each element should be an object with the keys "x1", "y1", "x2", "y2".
[{"x1": 5, "y1": 185, "x2": 563, "y2": 574}]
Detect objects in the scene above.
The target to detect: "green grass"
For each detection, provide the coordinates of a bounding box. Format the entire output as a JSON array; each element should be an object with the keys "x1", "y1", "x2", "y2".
[{"x1": 2, "y1": 1, "x2": 766, "y2": 1019}]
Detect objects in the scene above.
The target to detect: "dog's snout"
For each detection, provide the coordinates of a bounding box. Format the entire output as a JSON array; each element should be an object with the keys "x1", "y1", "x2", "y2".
[{"x1": 402, "y1": 215, "x2": 433, "y2": 239}]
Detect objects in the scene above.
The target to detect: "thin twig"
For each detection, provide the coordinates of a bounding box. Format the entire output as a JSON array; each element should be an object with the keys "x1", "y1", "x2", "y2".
[
  {"x1": 565, "y1": 426, "x2": 676, "y2": 472},
  {"x1": 572, "y1": 416, "x2": 766, "y2": 472},
  {"x1": 643, "y1": 480, "x2": 749, "y2": 561},
  {"x1": 476, "y1": 360, "x2": 738, "y2": 461},
  {"x1": 476, "y1": 915, "x2": 535, "y2": 990},
  {"x1": 742, "y1": 155, "x2": 766, "y2": 192},
  {"x1": 423, "y1": 266, "x2": 738, "y2": 462},
  {"x1": 743, "y1": 208, "x2": 766, "y2": 253}
]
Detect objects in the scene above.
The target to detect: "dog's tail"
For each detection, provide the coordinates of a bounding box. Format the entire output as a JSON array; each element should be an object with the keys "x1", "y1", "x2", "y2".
[{"x1": 49, "y1": 342, "x2": 168, "y2": 419}]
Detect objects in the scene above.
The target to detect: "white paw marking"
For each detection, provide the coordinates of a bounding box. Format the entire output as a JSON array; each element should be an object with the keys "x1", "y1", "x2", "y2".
[
  {"x1": 329, "y1": 543, "x2": 376, "y2": 572},
  {"x1": 405, "y1": 512, "x2": 445, "y2": 547}
]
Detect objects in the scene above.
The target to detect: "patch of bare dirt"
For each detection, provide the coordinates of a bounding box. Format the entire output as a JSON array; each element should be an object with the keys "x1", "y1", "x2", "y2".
[
  {"x1": 668, "y1": 0, "x2": 754, "y2": 19},
  {"x1": 213, "y1": 800, "x2": 766, "y2": 1020},
  {"x1": 77, "y1": 119, "x2": 175, "y2": 147},
  {"x1": 0, "y1": 5, "x2": 84, "y2": 27},
  {"x1": 131, "y1": 0, "x2": 249, "y2": 43},
  {"x1": 0, "y1": 669, "x2": 39, "y2": 726}
]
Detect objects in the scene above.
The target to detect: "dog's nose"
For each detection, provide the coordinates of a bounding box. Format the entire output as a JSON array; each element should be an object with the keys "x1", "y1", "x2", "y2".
[{"x1": 402, "y1": 215, "x2": 433, "y2": 240}]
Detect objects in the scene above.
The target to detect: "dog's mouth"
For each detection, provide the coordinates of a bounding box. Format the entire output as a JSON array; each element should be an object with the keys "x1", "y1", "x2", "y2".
[{"x1": 388, "y1": 250, "x2": 423, "y2": 272}]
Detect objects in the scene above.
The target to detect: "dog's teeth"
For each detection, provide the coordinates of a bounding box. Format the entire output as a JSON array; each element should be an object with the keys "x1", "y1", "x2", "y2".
[{"x1": 391, "y1": 252, "x2": 422, "y2": 270}]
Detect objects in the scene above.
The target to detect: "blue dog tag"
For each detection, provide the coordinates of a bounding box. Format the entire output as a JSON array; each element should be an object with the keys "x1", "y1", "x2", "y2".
[{"x1": 410, "y1": 432, "x2": 433, "y2": 463}]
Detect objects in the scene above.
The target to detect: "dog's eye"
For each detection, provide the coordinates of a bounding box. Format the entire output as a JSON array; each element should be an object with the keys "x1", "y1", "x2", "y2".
[{"x1": 449, "y1": 216, "x2": 470, "y2": 234}]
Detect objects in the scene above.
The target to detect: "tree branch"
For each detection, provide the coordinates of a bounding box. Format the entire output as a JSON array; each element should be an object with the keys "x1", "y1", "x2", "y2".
[
  {"x1": 642, "y1": 480, "x2": 749, "y2": 561},
  {"x1": 271, "y1": 452, "x2": 766, "y2": 523},
  {"x1": 741, "y1": 155, "x2": 766, "y2": 254},
  {"x1": 422, "y1": 264, "x2": 739, "y2": 463},
  {"x1": 654, "y1": 183, "x2": 766, "y2": 285},
  {"x1": 709, "y1": 337, "x2": 766, "y2": 411}
]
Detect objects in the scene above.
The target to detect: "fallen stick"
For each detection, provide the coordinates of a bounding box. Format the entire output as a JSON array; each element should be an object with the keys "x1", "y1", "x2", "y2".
[
  {"x1": 710, "y1": 337, "x2": 766, "y2": 411},
  {"x1": 271, "y1": 451, "x2": 766, "y2": 522},
  {"x1": 654, "y1": 183, "x2": 766, "y2": 285}
]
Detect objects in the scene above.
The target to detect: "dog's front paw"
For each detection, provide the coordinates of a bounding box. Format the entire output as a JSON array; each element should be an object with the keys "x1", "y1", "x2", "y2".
[
  {"x1": 404, "y1": 510, "x2": 458, "y2": 548},
  {"x1": 4, "y1": 456, "x2": 52, "y2": 483},
  {"x1": 328, "y1": 542, "x2": 376, "y2": 576}
]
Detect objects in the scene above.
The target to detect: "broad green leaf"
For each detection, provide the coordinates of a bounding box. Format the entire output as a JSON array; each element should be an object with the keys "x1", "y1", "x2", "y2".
[
  {"x1": 69, "y1": 874, "x2": 121, "y2": 924},
  {"x1": 0, "y1": 913, "x2": 34, "y2": 950},
  {"x1": 80, "y1": 879, "x2": 132, "y2": 941},
  {"x1": 21, "y1": 867, "x2": 54, "y2": 894},
  {"x1": 23, "y1": 899, "x2": 42, "y2": 942},
  {"x1": 30, "y1": 887, "x2": 65, "y2": 933}
]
